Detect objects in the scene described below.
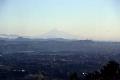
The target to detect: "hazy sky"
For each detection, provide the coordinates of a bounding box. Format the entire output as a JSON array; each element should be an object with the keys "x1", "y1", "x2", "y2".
[{"x1": 0, "y1": 0, "x2": 120, "y2": 41}]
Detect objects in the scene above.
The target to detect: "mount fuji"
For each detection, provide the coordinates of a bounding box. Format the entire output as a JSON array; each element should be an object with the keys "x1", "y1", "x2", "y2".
[{"x1": 39, "y1": 29, "x2": 78, "y2": 40}]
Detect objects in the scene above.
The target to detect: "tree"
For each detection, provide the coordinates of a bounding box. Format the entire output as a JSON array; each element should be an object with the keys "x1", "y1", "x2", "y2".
[
  {"x1": 69, "y1": 72, "x2": 78, "y2": 80},
  {"x1": 36, "y1": 72, "x2": 45, "y2": 80},
  {"x1": 100, "y1": 60, "x2": 119, "y2": 80},
  {"x1": 84, "y1": 60, "x2": 120, "y2": 80},
  {"x1": 84, "y1": 71, "x2": 100, "y2": 80}
]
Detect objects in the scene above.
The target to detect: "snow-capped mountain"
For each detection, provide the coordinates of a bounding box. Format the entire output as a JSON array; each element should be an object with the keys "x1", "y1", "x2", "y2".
[
  {"x1": 0, "y1": 34, "x2": 19, "y2": 39},
  {"x1": 39, "y1": 29, "x2": 78, "y2": 40},
  {"x1": 0, "y1": 29, "x2": 79, "y2": 40}
]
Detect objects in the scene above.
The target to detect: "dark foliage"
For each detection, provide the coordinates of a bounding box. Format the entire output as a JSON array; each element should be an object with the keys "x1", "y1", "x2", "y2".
[
  {"x1": 84, "y1": 60, "x2": 120, "y2": 80},
  {"x1": 69, "y1": 72, "x2": 78, "y2": 80}
]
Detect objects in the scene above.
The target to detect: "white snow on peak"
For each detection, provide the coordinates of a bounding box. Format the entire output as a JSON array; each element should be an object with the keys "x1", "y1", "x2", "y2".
[{"x1": 39, "y1": 29, "x2": 78, "y2": 39}]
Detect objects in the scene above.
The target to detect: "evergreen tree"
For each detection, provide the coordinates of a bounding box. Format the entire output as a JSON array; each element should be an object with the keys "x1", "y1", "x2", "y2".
[
  {"x1": 84, "y1": 60, "x2": 120, "y2": 80},
  {"x1": 69, "y1": 72, "x2": 78, "y2": 80},
  {"x1": 100, "y1": 60, "x2": 119, "y2": 80}
]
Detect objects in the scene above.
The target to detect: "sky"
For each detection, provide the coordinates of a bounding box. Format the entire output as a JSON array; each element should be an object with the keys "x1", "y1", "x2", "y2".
[{"x1": 0, "y1": 0, "x2": 120, "y2": 41}]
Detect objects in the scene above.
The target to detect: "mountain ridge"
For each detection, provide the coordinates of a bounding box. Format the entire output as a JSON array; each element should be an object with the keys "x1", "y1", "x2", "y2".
[{"x1": 38, "y1": 29, "x2": 78, "y2": 40}]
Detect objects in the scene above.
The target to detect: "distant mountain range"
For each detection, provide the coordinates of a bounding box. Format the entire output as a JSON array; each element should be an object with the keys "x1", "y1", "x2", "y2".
[
  {"x1": 0, "y1": 29, "x2": 79, "y2": 40},
  {"x1": 0, "y1": 34, "x2": 19, "y2": 39}
]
